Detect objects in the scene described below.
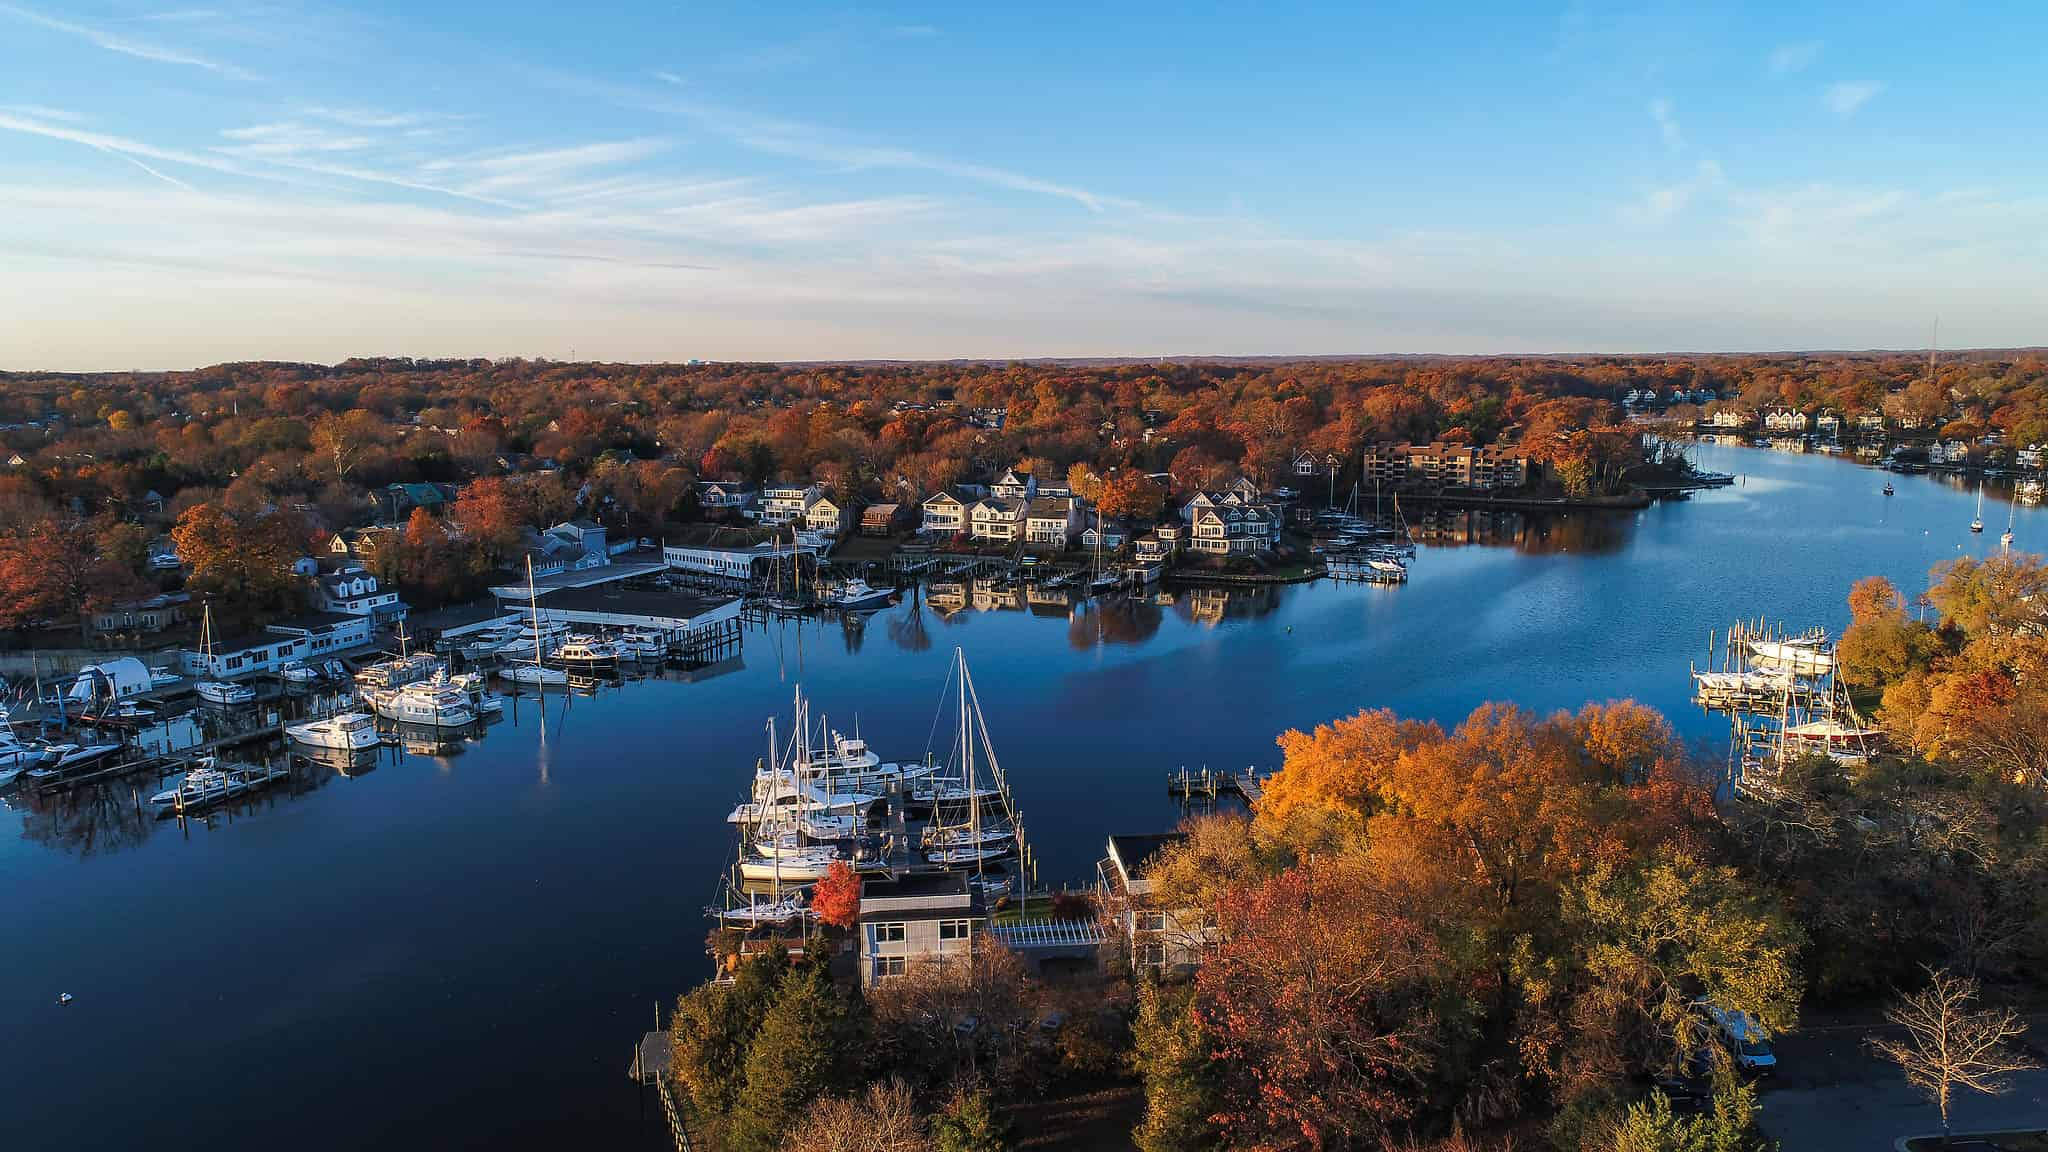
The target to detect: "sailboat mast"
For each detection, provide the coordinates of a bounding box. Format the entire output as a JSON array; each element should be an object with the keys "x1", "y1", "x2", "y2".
[{"x1": 527, "y1": 554, "x2": 545, "y2": 669}]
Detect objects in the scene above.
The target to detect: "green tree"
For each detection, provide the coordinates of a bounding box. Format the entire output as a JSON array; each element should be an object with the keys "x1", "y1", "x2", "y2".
[
  {"x1": 1131, "y1": 981, "x2": 1220, "y2": 1152},
  {"x1": 669, "y1": 948, "x2": 788, "y2": 1125},
  {"x1": 1611, "y1": 1077, "x2": 1771, "y2": 1152},
  {"x1": 931, "y1": 1086, "x2": 1010, "y2": 1152},
  {"x1": 728, "y1": 965, "x2": 873, "y2": 1152}
]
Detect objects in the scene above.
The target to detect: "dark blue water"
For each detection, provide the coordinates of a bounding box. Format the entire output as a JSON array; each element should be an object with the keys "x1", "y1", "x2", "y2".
[{"x1": 2, "y1": 443, "x2": 2028, "y2": 1149}]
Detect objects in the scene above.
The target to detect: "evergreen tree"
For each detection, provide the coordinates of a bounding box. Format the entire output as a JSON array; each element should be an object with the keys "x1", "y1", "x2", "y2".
[
  {"x1": 1131, "y1": 982, "x2": 1220, "y2": 1152},
  {"x1": 931, "y1": 1085, "x2": 1010, "y2": 1152},
  {"x1": 726, "y1": 965, "x2": 872, "y2": 1152}
]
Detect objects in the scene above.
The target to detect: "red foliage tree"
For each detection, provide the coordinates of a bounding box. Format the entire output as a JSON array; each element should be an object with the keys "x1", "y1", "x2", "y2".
[{"x1": 811, "y1": 860, "x2": 863, "y2": 930}]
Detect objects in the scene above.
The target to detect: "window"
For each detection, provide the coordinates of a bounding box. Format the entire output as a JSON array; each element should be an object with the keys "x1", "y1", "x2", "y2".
[
  {"x1": 1136, "y1": 911, "x2": 1167, "y2": 933},
  {"x1": 1138, "y1": 943, "x2": 1165, "y2": 968},
  {"x1": 873, "y1": 922, "x2": 906, "y2": 944},
  {"x1": 872, "y1": 956, "x2": 906, "y2": 979},
  {"x1": 939, "y1": 919, "x2": 972, "y2": 941}
]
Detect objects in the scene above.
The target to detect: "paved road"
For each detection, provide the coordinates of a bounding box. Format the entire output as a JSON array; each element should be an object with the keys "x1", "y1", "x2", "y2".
[{"x1": 1759, "y1": 1017, "x2": 2048, "y2": 1149}]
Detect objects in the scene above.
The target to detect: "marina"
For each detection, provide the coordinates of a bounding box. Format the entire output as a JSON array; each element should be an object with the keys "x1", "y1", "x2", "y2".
[{"x1": 4, "y1": 441, "x2": 2040, "y2": 1152}]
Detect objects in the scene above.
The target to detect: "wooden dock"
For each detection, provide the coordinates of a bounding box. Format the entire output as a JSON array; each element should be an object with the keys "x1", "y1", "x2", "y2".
[{"x1": 1167, "y1": 765, "x2": 1268, "y2": 807}]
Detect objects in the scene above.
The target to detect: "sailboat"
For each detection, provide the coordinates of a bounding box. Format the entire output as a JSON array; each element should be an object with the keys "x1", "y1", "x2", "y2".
[
  {"x1": 2002, "y1": 498, "x2": 2016, "y2": 551},
  {"x1": 766, "y1": 527, "x2": 808, "y2": 613},
  {"x1": 921, "y1": 649, "x2": 1019, "y2": 868},
  {"x1": 501, "y1": 556, "x2": 569, "y2": 686},
  {"x1": 1088, "y1": 506, "x2": 1120, "y2": 593},
  {"x1": 194, "y1": 603, "x2": 256, "y2": 705},
  {"x1": 1971, "y1": 487, "x2": 1985, "y2": 534}
]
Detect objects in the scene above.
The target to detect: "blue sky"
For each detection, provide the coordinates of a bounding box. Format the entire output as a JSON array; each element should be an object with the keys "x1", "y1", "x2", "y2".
[{"x1": 0, "y1": 1, "x2": 2041, "y2": 369}]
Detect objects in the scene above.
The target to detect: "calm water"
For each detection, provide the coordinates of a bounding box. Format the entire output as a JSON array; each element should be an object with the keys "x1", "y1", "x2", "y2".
[{"x1": 3, "y1": 443, "x2": 2031, "y2": 1150}]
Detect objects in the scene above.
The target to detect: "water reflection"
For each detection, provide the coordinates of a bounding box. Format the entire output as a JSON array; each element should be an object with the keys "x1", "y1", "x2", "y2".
[
  {"x1": 7, "y1": 751, "x2": 339, "y2": 857},
  {"x1": 1409, "y1": 507, "x2": 1631, "y2": 554}
]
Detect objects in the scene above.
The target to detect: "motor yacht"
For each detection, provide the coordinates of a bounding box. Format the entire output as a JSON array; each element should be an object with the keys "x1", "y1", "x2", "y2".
[{"x1": 285, "y1": 711, "x2": 380, "y2": 751}]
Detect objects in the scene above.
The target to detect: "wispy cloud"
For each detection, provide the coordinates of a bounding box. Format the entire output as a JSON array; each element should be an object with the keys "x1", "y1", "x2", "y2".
[
  {"x1": 0, "y1": 109, "x2": 260, "y2": 183},
  {"x1": 1648, "y1": 98, "x2": 1681, "y2": 151},
  {"x1": 1630, "y1": 159, "x2": 1726, "y2": 223},
  {"x1": 1768, "y1": 41, "x2": 1822, "y2": 74},
  {"x1": 300, "y1": 106, "x2": 432, "y2": 131},
  {"x1": 219, "y1": 122, "x2": 375, "y2": 156},
  {"x1": 0, "y1": 2, "x2": 260, "y2": 80},
  {"x1": 0, "y1": 103, "x2": 85, "y2": 123},
  {"x1": 1824, "y1": 81, "x2": 1883, "y2": 117}
]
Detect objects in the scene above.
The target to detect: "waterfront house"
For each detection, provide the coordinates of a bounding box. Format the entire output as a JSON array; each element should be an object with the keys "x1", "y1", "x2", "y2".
[
  {"x1": 1708, "y1": 409, "x2": 1750, "y2": 430},
  {"x1": 263, "y1": 612, "x2": 376, "y2": 660},
  {"x1": 990, "y1": 468, "x2": 1038, "y2": 502},
  {"x1": 533, "y1": 521, "x2": 610, "y2": 571},
  {"x1": 85, "y1": 592, "x2": 190, "y2": 636},
  {"x1": 1080, "y1": 519, "x2": 1129, "y2": 552},
  {"x1": 313, "y1": 558, "x2": 409, "y2": 625},
  {"x1": 760, "y1": 481, "x2": 824, "y2": 527},
  {"x1": 921, "y1": 491, "x2": 968, "y2": 536},
  {"x1": 180, "y1": 612, "x2": 373, "y2": 679},
  {"x1": 857, "y1": 872, "x2": 983, "y2": 987},
  {"x1": 694, "y1": 481, "x2": 757, "y2": 519},
  {"x1": 1096, "y1": 833, "x2": 1208, "y2": 974},
  {"x1": 1133, "y1": 532, "x2": 1171, "y2": 562},
  {"x1": 1763, "y1": 409, "x2": 1810, "y2": 434},
  {"x1": 968, "y1": 497, "x2": 1026, "y2": 543},
  {"x1": 1024, "y1": 496, "x2": 1083, "y2": 549},
  {"x1": 805, "y1": 495, "x2": 852, "y2": 538},
  {"x1": 2019, "y1": 445, "x2": 2044, "y2": 470},
  {"x1": 1815, "y1": 410, "x2": 1842, "y2": 437},
  {"x1": 1856, "y1": 411, "x2": 1886, "y2": 434},
  {"x1": 860, "y1": 503, "x2": 910, "y2": 536},
  {"x1": 1292, "y1": 450, "x2": 1324, "y2": 477}
]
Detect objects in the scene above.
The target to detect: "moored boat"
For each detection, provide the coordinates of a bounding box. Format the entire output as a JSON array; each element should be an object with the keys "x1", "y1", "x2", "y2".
[{"x1": 286, "y1": 711, "x2": 380, "y2": 751}]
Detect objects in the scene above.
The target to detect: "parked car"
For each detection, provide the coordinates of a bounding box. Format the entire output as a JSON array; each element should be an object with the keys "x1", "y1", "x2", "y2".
[{"x1": 1694, "y1": 997, "x2": 1778, "y2": 1075}]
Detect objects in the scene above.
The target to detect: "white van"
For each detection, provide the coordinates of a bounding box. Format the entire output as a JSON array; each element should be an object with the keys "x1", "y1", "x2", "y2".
[{"x1": 1694, "y1": 998, "x2": 1778, "y2": 1075}]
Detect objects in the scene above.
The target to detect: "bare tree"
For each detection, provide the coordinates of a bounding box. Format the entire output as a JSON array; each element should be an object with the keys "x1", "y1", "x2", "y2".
[
  {"x1": 1869, "y1": 969, "x2": 2037, "y2": 1143},
  {"x1": 781, "y1": 1078, "x2": 925, "y2": 1152}
]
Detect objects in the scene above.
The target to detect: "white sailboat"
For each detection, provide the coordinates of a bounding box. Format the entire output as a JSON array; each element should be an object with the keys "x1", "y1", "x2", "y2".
[
  {"x1": 922, "y1": 649, "x2": 1020, "y2": 868},
  {"x1": 194, "y1": 603, "x2": 257, "y2": 705},
  {"x1": 1971, "y1": 486, "x2": 1985, "y2": 533},
  {"x1": 501, "y1": 556, "x2": 570, "y2": 686},
  {"x1": 2002, "y1": 498, "x2": 2016, "y2": 551}
]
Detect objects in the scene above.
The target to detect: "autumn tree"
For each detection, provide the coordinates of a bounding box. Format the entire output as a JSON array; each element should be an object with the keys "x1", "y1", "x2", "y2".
[
  {"x1": 811, "y1": 860, "x2": 863, "y2": 930},
  {"x1": 170, "y1": 503, "x2": 307, "y2": 617},
  {"x1": 1132, "y1": 981, "x2": 1222, "y2": 1152},
  {"x1": 1197, "y1": 855, "x2": 1447, "y2": 1148},
  {"x1": 309, "y1": 408, "x2": 390, "y2": 485},
  {"x1": 1838, "y1": 575, "x2": 1939, "y2": 691},
  {"x1": 1870, "y1": 970, "x2": 2037, "y2": 1142},
  {"x1": 453, "y1": 476, "x2": 525, "y2": 563},
  {"x1": 930, "y1": 1085, "x2": 1010, "y2": 1152},
  {"x1": 1096, "y1": 471, "x2": 1166, "y2": 522}
]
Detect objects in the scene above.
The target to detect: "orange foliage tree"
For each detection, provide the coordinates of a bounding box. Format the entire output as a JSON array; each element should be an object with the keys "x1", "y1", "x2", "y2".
[{"x1": 811, "y1": 860, "x2": 862, "y2": 930}]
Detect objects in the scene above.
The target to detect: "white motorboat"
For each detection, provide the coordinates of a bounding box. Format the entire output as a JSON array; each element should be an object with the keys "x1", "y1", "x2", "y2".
[
  {"x1": 286, "y1": 711, "x2": 380, "y2": 751},
  {"x1": 549, "y1": 636, "x2": 620, "y2": 670},
  {"x1": 448, "y1": 672, "x2": 505, "y2": 715},
  {"x1": 354, "y1": 652, "x2": 439, "y2": 692},
  {"x1": 278, "y1": 661, "x2": 320, "y2": 685},
  {"x1": 0, "y1": 709, "x2": 52, "y2": 773},
  {"x1": 500, "y1": 664, "x2": 569, "y2": 686},
  {"x1": 197, "y1": 679, "x2": 256, "y2": 705},
  {"x1": 149, "y1": 760, "x2": 289, "y2": 815},
  {"x1": 615, "y1": 629, "x2": 669, "y2": 659},
  {"x1": 371, "y1": 677, "x2": 475, "y2": 728},
  {"x1": 1747, "y1": 637, "x2": 1835, "y2": 676},
  {"x1": 25, "y1": 741, "x2": 123, "y2": 780},
  {"x1": 147, "y1": 666, "x2": 183, "y2": 689},
  {"x1": 827, "y1": 578, "x2": 894, "y2": 611}
]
